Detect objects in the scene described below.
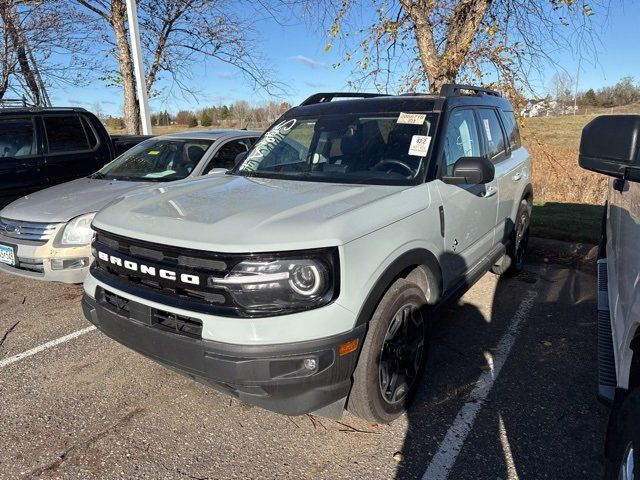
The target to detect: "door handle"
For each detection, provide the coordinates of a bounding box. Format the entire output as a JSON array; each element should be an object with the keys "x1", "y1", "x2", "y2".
[
  {"x1": 513, "y1": 172, "x2": 523, "y2": 181},
  {"x1": 482, "y1": 186, "x2": 497, "y2": 198}
]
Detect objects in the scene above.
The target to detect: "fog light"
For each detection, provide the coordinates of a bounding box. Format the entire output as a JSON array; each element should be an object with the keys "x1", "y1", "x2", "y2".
[
  {"x1": 303, "y1": 358, "x2": 317, "y2": 371},
  {"x1": 51, "y1": 257, "x2": 90, "y2": 270}
]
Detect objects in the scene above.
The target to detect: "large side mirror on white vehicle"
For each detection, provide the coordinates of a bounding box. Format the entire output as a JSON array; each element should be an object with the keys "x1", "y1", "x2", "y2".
[
  {"x1": 579, "y1": 115, "x2": 640, "y2": 182},
  {"x1": 442, "y1": 156, "x2": 495, "y2": 185}
]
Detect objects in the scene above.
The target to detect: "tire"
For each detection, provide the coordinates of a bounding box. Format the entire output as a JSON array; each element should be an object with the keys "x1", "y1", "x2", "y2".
[
  {"x1": 347, "y1": 278, "x2": 428, "y2": 423},
  {"x1": 491, "y1": 198, "x2": 531, "y2": 276},
  {"x1": 605, "y1": 388, "x2": 640, "y2": 480}
]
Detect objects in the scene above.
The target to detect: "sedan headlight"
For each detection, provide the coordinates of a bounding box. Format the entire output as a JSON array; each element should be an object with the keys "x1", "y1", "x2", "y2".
[
  {"x1": 210, "y1": 250, "x2": 339, "y2": 314},
  {"x1": 59, "y1": 213, "x2": 96, "y2": 246}
]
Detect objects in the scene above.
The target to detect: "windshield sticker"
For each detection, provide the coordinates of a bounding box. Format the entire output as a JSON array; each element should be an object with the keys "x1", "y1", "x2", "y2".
[
  {"x1": 147, "y1": 150, "x2": 160, "y2": 155},
  {"x1": 482, "y1": 118, "x2": 493, "y2": 142},
  {"x1": 242, "y1": 119, "x2": 297, "y2": 172},
  {"x1": 408, "y1": 135, "x2": 431, "y2": 157},
  {"x1": 397, "y1": 112, "x2": 426, "y2": 125}
]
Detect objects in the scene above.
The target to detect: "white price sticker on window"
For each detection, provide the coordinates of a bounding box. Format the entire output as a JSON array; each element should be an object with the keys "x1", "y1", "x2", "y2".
[
  {"x1": 397, "y1": 112, "x2": 426, "y2": 125},
  {"x1": 408, "y1": 135, "x2": 431, "y2": 156},
  {"x1": 483, "y1": 118, "x2": 493, "y2": 142}
]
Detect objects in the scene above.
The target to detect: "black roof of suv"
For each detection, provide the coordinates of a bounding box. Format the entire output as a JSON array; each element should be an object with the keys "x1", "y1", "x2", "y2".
[{"x1": 290, "y1": 84, "x2": 514, "y2": 117}]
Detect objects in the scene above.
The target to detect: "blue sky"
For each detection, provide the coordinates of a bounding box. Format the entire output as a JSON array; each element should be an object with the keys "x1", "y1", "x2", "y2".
[{"x1": 48, "y1": 3, "x2": 640, "y2": 117}]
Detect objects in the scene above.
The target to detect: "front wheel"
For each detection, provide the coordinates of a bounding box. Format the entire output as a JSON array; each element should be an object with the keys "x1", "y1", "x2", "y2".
[
  {"x1": 605, "y1": 388, "x2": 640, "y2": 480},
  {"x1": 347, "y1": 279, "x2": 428, "y2": 423},
  {"x1": 492, "y1": 198, "x2": 531, "y2": 276}
]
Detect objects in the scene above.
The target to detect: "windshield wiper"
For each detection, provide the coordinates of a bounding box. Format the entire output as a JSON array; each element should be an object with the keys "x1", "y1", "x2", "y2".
[{"x1": 90, "y1": 172, "x2": 106, "y2": 179}]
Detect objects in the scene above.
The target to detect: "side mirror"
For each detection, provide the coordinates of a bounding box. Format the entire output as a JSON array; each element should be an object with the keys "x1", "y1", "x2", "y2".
[
  {"x1": 442, "y1": 156, "x2": 495, "y2": 185},
  {"x1": 579, "y1": 115, "x2": 640, "y2": 181},
  {"x1": 234, "y1": 151, "x2": 248, "y2": 166}
]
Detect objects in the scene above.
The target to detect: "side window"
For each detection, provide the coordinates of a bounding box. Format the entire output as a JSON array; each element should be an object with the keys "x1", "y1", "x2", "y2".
[
  {"x1": 44, "y1": 115, "x2": 90, "y2": 153},
  {"x1": 81, "y1": 116, "x2": 99, "y2": 149},
  {"x1": 0, "y1": 117, "x2": 36, "y2": 158},
  {"x1": 443, "y1": 109, "x2": 481, "y2": 175},
  {"x1": 500, "y1": 110, "x2": 521, "y2": 150},
  {"x1": 204, "y1": 138, "x2": 255, "y2": 172},
  {"x1": 476, "y1": 109, "x2": 507, "y2": 163}
]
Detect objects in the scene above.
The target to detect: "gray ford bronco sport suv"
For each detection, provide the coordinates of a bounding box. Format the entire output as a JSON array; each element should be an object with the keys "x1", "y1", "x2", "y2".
[{"x1": 82, "y1": 84, "x2": 533, "y2": 422}]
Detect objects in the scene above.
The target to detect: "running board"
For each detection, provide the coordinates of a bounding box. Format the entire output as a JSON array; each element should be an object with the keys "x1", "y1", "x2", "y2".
[{"x1": 597, "y1": 258, "x2": 616, "y2": 404}]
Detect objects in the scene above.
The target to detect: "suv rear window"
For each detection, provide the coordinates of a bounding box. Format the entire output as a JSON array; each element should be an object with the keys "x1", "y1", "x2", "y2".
[
  {"x1": 476, "y1": 109, "x2": 507, "y2": 163},
  {"x1": 45, "y1": 115, "x2": 90, "y2": 153},
  {"x1": 0, "y1": 117, "x2": 36, "y2": 158}
]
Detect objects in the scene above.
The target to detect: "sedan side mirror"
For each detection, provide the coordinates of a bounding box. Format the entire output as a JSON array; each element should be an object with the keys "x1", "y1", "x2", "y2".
[
  {"x1": 579, "y1": 115, "x2": 640, "y2": 181},
  {"x1": 442, "y1": 156, "x2": 495, "y2": 185}
]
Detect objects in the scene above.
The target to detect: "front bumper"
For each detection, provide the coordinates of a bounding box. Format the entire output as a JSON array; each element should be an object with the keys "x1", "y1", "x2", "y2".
[
  {"x1": 82, "y1": 290, "x2": 365, "y2": 416},
  {"x1": 0, "y1": 233, "x2": 91, "y2": 284}
]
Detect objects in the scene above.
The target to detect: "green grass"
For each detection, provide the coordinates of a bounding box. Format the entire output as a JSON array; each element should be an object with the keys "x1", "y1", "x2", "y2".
[{"x1": 531, "y1": 201, "x2": 603, "y2": 244}]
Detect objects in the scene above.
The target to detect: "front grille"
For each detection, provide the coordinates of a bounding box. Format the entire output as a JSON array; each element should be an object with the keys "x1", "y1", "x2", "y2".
[
  {"x1": 92, "y1": 229, "x2": 245, "y2": 315},
  {"x1": 99, "y1": 288, "x2": 203, "y2": 338},
  {"x1": 16, "y1": 257, "x2": 44, "y2": 273},
  {"x1": 0, "y1": 217, "x2": 59, "y2": 243}
]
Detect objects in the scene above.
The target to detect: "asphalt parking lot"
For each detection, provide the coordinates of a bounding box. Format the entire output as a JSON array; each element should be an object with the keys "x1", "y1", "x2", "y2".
[{"x1": 0, "y1": 250, "x2": 609, "y2": 480}]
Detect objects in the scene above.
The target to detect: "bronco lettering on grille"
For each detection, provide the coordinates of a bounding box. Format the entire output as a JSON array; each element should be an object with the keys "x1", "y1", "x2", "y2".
[{"x1": 97, "y1": 251, "x2": 201, "y2": 286}]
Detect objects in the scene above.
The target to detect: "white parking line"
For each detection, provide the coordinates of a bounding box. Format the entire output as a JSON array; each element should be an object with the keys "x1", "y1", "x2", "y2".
[
  {"x1": 422, "y1": 290, "x2": 538, "y2": 480},
  {"x1": 0, "y1": 326, "x2": 96, "y2": 368}
]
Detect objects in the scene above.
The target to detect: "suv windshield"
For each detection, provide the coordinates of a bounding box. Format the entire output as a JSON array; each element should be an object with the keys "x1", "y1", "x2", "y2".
[
  {"x1": 234, "y1": 112, "x2": 437, "y2": 185},
  {"x1": 93, "y1": 138, "x2": 213, "y2": 182}
]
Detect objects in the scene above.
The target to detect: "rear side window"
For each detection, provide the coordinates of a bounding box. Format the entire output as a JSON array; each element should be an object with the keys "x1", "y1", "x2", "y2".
[
  {"x1": 44, "y1": 115, "x2": 90, "y2": 153},
  {"x1": 81, "y1": 116, "x2": 99, "y2": 149},
  {"x1": 0, "y1": 117, "x2": 36, "y2": 158},
  {"x1": 476, "y1": 109, "x2": 507, "y2": 163},
  {"x1": 500, "y1": 110, "x2": 521, "y2": 149}
]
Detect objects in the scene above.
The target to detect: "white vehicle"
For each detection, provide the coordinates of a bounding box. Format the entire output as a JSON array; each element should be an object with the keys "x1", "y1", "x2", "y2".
[
  {"x1": 580, "y1": 115, "x2": 640, "y2": 479},
  {"x1": 0, "y1": 130, "x2": 259, "y2": 283},
  {"x1": 82, "y1": 85, "x2": 533, "y2": 422}
]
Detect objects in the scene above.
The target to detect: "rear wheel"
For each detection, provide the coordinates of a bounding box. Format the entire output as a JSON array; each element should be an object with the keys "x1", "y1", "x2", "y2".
[
  {"x1": 492, "y1": 198, "x2": 531, "y2": 276},
  {"x1": 605, "y1": 388, "x2": 640, "y2": 480},
  {"x1": 347, "y1": 279, "x2": 428, "y2": 423}
]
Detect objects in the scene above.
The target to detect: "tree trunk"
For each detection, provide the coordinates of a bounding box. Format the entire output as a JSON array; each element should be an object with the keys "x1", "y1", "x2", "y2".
[
  {"x1": 0, "y1": 1, "x2": 41, "y2": 104},
  {"x1": 403, "y1": 0, "x2": 492, "y2": 93},
  {"x1": 110, "y1": 0, "x2": 140, "y2": 134}
]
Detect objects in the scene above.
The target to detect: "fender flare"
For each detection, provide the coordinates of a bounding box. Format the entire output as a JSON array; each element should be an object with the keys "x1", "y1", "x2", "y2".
[{"x1": 354, "y1": 248, "x2": 442, "y2": 327}]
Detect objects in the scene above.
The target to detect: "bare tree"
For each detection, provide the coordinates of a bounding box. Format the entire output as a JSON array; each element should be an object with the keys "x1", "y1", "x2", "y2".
[
  {"x1": 0, "y1": 1, "x2": 96, "y2": 105},
  {"x1": 74, "y1": 0, "x2": 284, "y2": 134},
  {"x1": 308, "y1": 0, "x2": 600, "y2": 102}
]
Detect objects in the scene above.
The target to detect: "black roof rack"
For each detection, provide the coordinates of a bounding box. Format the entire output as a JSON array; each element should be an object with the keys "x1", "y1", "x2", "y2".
[
  {"x1": 300, "y1": 92, "x2": 389, "y2": 106},
  {"x1": 439, "y1": 84, "x2": 501, "y2": 97}
]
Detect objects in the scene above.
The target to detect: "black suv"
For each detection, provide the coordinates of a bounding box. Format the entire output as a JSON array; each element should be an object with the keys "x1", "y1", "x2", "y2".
[{"x1": 0, "y1": 106, "x2": 149, "y2": 208}]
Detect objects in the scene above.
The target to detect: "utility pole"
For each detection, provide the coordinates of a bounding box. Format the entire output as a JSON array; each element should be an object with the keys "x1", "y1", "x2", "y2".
[{"x1": 125, "y1": 0, "x2": 152, "y2": 135}]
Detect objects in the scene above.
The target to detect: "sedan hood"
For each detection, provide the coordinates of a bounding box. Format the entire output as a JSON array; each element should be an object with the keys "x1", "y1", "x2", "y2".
[
  {"x1": 0, "y1": 177, "x2": 147, "y2": 223},
  {"x1": 93, "y1": 175, "x2": 427, "y2": 252}
]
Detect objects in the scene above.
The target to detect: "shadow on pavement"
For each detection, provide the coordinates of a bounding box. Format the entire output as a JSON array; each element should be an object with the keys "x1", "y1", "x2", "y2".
[{"x1": 395, "y1": 255, "x2": 608, "y2": 479}]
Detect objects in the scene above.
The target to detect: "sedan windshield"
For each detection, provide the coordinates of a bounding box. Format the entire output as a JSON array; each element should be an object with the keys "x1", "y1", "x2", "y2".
[
  {"x1": 93, "y1": 138, "x2": 213, "y2": 182},
  {"x1": 234, "y1": 112, "x2": 437, "y2": 185}
]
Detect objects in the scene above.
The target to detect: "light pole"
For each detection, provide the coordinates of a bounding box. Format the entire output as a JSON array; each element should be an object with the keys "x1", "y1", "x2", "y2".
[{"x1": 125, "y1": 0, "x2": 152, "y2": 134}]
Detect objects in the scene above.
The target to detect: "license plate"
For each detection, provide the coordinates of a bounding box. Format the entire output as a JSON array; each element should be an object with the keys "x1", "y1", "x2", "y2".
[{"x1": 0, "y1": 243, "x2": 16, "y2": 266}]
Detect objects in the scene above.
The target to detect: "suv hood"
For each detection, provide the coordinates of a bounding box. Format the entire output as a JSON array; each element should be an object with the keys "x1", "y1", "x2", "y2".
[
  {"x1": 0, "y1": 177, "x2": 146, "y2": 223},
  {"x1": 93, "y1": 175, "x2": 427, "y2": 252}
]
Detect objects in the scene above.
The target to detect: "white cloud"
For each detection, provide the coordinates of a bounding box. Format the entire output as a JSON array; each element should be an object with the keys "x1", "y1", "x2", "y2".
[{"x1": 292, "y1": 55, "x2": 327, "y2": 69}]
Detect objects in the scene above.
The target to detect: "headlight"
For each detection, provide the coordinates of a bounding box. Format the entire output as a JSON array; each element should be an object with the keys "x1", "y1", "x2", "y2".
[
  {"x1": 210, "y1": 251, "x2": 338, "y2": 314},
  {"x1": 59, "y1": 213, "x2": 96, "y2": 246}
]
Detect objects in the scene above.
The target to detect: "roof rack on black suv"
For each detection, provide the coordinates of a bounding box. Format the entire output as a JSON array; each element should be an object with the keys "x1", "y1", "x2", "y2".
[
  {"x1": 300, "y1": 92, "x2": 389, "y2": 106},
  {"x1": 439, "y1": 84, "x2": 501, "y2": 97}
]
